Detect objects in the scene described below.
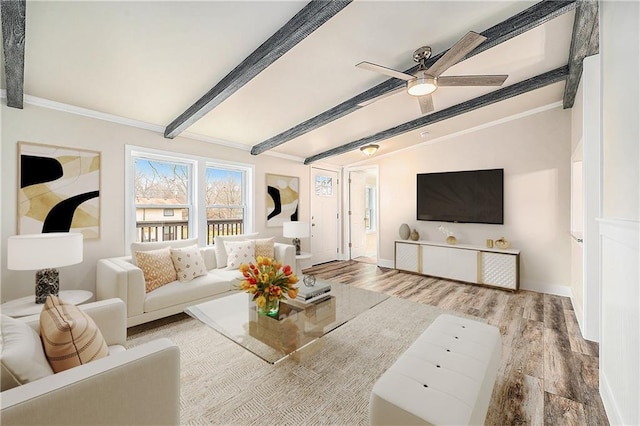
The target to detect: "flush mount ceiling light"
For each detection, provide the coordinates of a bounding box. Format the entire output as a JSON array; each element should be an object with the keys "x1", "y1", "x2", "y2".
[
  {"x1": 360, "y1": 144, "x2": 379, "y2": 156},
  {"x1": 407, "y1": 70, "x2": 437, "y2": 97}
]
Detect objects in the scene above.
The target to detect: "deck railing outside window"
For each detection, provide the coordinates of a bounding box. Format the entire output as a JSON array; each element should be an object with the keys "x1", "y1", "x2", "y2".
[{"x1": 136, "y1": 219, "x2": 244, "y2": 245}]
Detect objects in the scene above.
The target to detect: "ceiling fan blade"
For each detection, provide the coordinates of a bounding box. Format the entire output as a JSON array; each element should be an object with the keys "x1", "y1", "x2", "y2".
[
  {"x1": 426, "y1": 31, "x2": 487, "y2": 77},
  {"x1": 418, "y1": 95, "x2": 434, "y2": 114},
  {"x1": 356, "y1": 61, "x2": 415, "y2": 81},
  {"x1": 437, "y1": 75, "x2": 508, "y2": 86},
  {"x1": 357, "y1": 86, "x2": 406, "y2": 107}
]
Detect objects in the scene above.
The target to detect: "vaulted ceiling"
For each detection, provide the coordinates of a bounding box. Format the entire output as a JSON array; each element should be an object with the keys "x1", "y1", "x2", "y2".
[{"x1": 1, "y1": 1, "x2": 597, "y2": 166}]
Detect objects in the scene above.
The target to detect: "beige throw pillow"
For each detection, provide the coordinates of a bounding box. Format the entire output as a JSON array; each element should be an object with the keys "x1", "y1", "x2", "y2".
[
  {"x1": 254, "y1": 237, "x2": 275, "y2": 259},
  {"x1": 224, "y1": 240, "x2": 256, "y2": 270},
  {"x1": 39, "y1": 295, "x2": 109, "y2": 373},
  {"x1": 1, "y1": 314, "x2": 54, "y2": 391},
  {"x1": 170, "y1": 245, "x2": 208, "y2": 282},
  {"x1": 130, "y1": 237, "x2": 198, "y2": 266},
  {"x1": 135, "y1": 247, "x2": 177, "y2": 292}
]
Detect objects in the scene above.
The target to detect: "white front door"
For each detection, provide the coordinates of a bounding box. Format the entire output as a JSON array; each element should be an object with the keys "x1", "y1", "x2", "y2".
[
  {"x1": 311, "y1": 167, "x2": 338, "y2": 265},
  {"x1": 349, "y1": 171, "x2": 367, "y2": 259}
]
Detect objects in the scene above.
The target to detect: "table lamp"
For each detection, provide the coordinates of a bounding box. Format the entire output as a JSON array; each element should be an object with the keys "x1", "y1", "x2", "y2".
[
  {"x1": 7, "y1": 232, "x2": 83, "y2": 303},
  {"x1": 283, "y1": 221, "x2": 309, "y2": 255}
]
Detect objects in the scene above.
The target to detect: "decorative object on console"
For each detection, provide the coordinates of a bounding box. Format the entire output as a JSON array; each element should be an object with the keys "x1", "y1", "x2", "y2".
[
  {"x1": 18, "y1": 142, "x2": 101, "y2": 238},
  {"x1": 266, "y1": 173, "x2": 299, "y2": 227},
  {"x1": 398, "y1": 223, "x2": 410, "y2": 240},
  {"x1": 409, "y1": 229, "x2": 420, "y2": 241},
  {"x1": 238, "y1": 257, "x2": 299, "y2": 318},
  {"x1": 438, "y1": 225, "x2": 457, "y2": 244},
  {"x1": 303, "y1": 274, "x2": 317, "y2": 287},
  {"x1": 7, "y1": 233, "x2": 83, "y2": 304},
  {"x1": 494, "y1": 237, "x2": 511, "y2": 249},
  {"x1": 486, "y1": 239, "x2": 494, "y2": 248},
  {"x1": 283, "y1": 221, "x2": 309, "y2": 255}
]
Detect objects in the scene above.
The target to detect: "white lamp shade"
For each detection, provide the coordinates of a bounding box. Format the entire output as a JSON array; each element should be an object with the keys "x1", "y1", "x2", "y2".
[
  {"x1": 283, "y1": 222, "x2": 309, "y2": 238},
  {"x1": 7, "y1": 233, "x2": 83, "y2": 271}
]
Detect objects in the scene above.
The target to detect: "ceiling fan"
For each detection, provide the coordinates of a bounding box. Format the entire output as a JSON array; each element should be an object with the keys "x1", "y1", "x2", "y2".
[{"x1": 356, "y1": 31, "x2": 508, "y2": 114}]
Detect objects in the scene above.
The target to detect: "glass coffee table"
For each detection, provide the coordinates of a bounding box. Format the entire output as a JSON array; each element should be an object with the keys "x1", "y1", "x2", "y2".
[{"x1": 185, "y1": 280, "x2": 388, "y2": 364}]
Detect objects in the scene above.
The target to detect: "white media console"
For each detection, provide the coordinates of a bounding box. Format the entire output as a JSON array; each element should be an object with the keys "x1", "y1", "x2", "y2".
[{"x1": 394, "y1": 240, "x2": 520, "y2": 290}]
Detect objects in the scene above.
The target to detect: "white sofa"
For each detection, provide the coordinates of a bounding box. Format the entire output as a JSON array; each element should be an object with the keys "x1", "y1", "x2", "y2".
[
  {"x1": 96, "y1": 236, "x2": 296, "y2": 327},
  {"x1": 1, "y1": 298, "x2": 180, "y2": 425}
]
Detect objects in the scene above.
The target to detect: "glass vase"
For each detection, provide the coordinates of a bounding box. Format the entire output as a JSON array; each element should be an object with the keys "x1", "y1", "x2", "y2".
[{"x1": 257, "y1": 297, "x2": 280, "y2": 318}]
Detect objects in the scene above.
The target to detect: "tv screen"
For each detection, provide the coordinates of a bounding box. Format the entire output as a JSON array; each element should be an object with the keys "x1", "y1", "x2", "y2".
[{"x1": 417, "y1": 169, "x2": 504, "y2": 224}]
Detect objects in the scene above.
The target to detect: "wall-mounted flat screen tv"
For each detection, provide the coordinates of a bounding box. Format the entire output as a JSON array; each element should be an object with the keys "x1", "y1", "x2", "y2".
[{"x1": 417, "y1": 168, "x2": 504, "y2": 224}]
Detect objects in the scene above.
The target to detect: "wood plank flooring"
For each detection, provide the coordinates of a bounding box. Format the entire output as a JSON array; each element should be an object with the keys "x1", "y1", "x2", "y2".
[{"x1": 304, "y1": 260, "x2": 609, "y2": 426}]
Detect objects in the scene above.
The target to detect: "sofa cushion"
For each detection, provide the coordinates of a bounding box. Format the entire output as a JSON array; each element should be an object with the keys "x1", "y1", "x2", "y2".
[
  {"x1": 130, "y1": 237, "x2": 198, "y2": 266},
  {"x1": 213, "y1": 233, "x2": 259, "y2": 268},
  {"x1": 144, "y1": 273, "x2": 232, "y2": 313},
  {"x1": 254, "y1": 237, "x2": 275, "y2": 259},
  {"x1": 224, "y1": 240, "x2": 256, "y2": 270},
  {"x1": 170, "y1": 245, "x2": 208, "y2": 282},
  {"x1": 40, "y1": 295, "x2": 110, "y2": 373},
  {"x1": 0, "y1": 314, "x2": 54, "y2": 391},
  {"x1": 136, "y1": 247, "x2": 178, "y2": 292}
]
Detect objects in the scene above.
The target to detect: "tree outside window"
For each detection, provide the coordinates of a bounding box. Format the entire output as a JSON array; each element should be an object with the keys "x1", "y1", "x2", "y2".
[{"x1": 206, "y1": 167, "x2": 246, "y2": 242}]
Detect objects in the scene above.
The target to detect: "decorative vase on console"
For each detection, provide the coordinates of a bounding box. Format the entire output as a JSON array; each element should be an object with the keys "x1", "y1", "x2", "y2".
[
  {"x1": 438, "y1": 225, "x2": 456, "y2": 245},
  {"x1": 410, "y1": 229, "x2": 420, "y2": 241},
  {"x1": 399, "y1": 223, "x2": 410, "y2": 240}
]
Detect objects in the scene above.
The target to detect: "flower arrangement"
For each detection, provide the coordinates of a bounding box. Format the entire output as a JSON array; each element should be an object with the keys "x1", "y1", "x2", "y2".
[{"x1": 238, "y1": 256, "x2": 299, "y2": 317}]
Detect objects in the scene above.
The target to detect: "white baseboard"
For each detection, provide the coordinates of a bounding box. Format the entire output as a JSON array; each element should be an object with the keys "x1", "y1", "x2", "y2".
[
  {"x1": 377, "y1": 258, "x2": 394, "y2": 268},
  {"x1": 519, "y1": 281, "x2": 572, "y2": 297},
  {"x1": 600, "y1": 371, "x2": 622, "y2": 425}
]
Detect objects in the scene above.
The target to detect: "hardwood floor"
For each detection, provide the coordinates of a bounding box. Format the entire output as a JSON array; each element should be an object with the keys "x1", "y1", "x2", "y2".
[{"x1": 304, "y1": 260, "x2": 609, "y2": 426}]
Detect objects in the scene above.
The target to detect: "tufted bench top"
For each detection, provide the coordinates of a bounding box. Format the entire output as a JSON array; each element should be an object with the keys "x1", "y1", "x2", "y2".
[{"x1": 370, "y1": 314, "x2": 502, "y2": 426}]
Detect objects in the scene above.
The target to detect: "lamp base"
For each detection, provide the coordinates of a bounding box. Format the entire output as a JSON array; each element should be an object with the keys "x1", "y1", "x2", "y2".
[
  {"x1": 292, "y1": 238, "x2": 301, "y2": 256},
  {"x1": 35, "y1": 268, "x2": 60, "y2": 304}
]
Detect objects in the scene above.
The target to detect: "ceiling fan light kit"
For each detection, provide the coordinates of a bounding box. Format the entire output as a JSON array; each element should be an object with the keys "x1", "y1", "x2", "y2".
[
  {"x1": 407, "y1": 73, "x2": 437, "y2": 97},
  {"x1": 356, "y1": 31, "x2": 507, "y2": 115},
  {"x1": 360, "y1": 144, "x2": 379, "y2": 156}
]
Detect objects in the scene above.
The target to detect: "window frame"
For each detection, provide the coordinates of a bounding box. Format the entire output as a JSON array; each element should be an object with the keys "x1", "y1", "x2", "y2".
[{"x1": 125, "y1": 146, "x2": 254, "y2": 252}]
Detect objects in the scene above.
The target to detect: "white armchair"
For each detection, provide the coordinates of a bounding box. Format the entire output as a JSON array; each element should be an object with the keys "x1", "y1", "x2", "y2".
[{"x1": 1, "y1": 299, "x2": 180, "y2": 425}]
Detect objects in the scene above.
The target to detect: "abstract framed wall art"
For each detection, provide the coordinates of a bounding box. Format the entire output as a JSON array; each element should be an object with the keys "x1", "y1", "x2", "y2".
[
  {"x1": 18, "y1": 142, "x2": 101, "y2": 239},
  {"x1": 266, "y1": 173, "x2": 299, "y2": 227}
]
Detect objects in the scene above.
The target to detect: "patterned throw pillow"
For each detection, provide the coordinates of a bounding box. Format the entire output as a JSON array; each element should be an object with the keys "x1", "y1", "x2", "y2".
[
  {"x1": 170, "y1": 245, "x2": 208, "y2": 283},
  {"x1": 224, "y1": 240, "x2": 256, "y2": 270},
  {"x1": 254, "y1": 237, "x2": 275, "y2": 259},
  {"x1": 39, "y1": 295, "x2": 109, "y2": 373},
  {"x1": 135, "y1": 247, "x2": 177, "y2": 292}
]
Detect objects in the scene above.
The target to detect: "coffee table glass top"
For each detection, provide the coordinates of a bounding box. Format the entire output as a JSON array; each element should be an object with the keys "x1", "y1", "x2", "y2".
[{"x1": 185, "y1": 280, "x2": 388, "y2": 364}]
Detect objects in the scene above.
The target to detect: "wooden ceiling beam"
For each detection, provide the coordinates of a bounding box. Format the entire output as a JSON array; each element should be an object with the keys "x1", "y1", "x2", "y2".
[
  {"x1": 164, "y1": 0, "x2": 352, "y2": 139},
  {"x1": 304, "y1": 66, "x2": 569, "y2": 165},
  {"x1": 563, "y1": 0, "x2": 599, "y2": 109},
  {"x1": 1, "y1": 0, "x2": 26, "y2": 109},
  {"x1": 251, "y1": 0, "x2": 577, "y2": 155}
]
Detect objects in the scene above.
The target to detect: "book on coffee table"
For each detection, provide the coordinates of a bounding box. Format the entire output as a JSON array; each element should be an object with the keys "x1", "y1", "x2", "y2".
[{"x1": 296, "y1": 279, "x2": 331, "y2": 303}]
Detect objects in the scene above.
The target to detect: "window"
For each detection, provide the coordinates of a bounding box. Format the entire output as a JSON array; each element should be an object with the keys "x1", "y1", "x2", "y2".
[
  {"x1": 133, "y1": 158, "x2": 192, "y2": 243},
  {"x1": 315, "y1": 175, "x2": 333, "y2": 196},
  {"x1": 126, "y1": 146, "x2": 254, "y2": 249},
  {"x1": 206, "y1": 166, "x2": 247, "y2": 243},
  {"x1": 365, "y1": 186, "x2": 376, "y2": 231}
]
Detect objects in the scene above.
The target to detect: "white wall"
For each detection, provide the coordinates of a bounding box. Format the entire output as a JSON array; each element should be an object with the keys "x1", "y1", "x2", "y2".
[
  {"x1": 1, "y1": 103, "x2": 310, "y2": 302},
  {"x1": 598, "y1": 1, "x2": 640, "y2": 424},
  {"x1": 376, "y1": 106, "x2": 573, "y2": 295}
]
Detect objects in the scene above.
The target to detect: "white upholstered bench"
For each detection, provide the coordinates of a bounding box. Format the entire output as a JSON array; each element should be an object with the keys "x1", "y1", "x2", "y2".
[{"x1": 370, "y1": 314, "x2": 502, "y2": 426}]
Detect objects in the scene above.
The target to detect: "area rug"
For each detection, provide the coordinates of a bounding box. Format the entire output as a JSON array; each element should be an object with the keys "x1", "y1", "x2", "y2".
[{"x1": 127, "y1": 295, "x2": 480, "y2": 425}]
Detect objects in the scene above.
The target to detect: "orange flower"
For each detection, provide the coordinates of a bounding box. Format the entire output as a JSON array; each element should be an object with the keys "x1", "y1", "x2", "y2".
[
  {"x1": 287, "y1": 288, "x2": 299, "y2": 299},
  {"x1": 255, "y1": 295, "x2": 266, "y2": 308},
  {"x1": 288, "y1": 274, "x2": 298, "y2": 284}
]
